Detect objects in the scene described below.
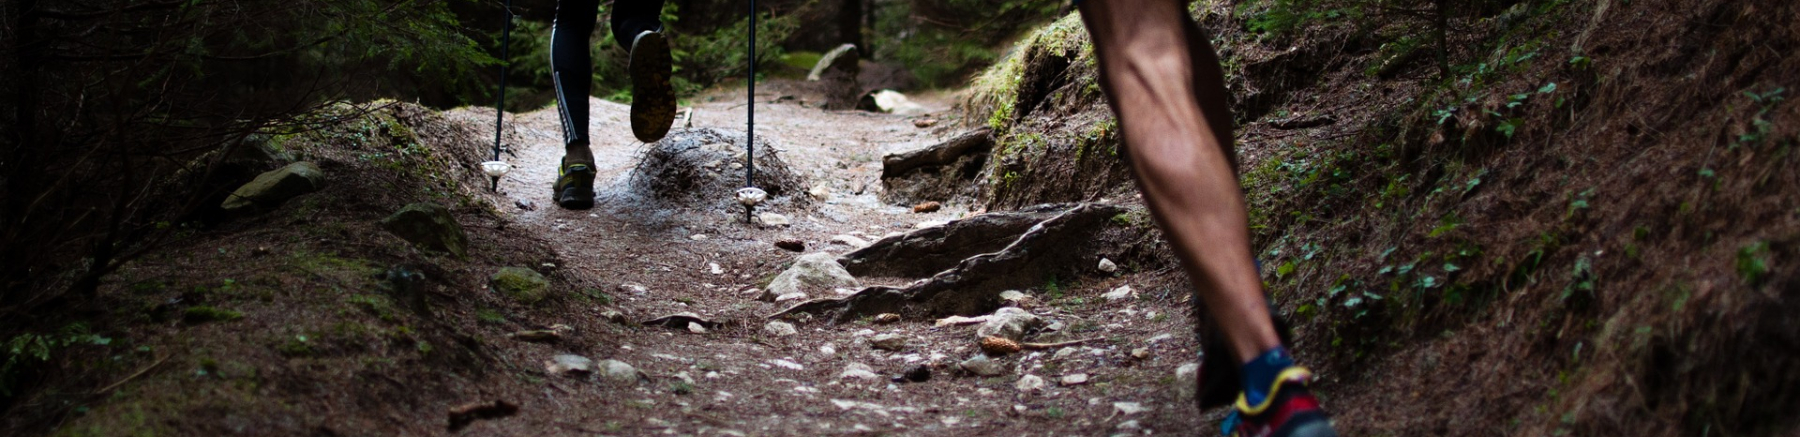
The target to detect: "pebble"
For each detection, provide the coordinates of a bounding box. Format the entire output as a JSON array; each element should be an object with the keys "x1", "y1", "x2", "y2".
[
  {"x1": 1103, "y1": 285, "x2": 1136, "y2": 301},
  {"x1": 770, "y1": 359, "x2": 805, "y2": 371},
  {"x1": 998, "y1": 290, "x2": 1028, "y2": 304},
  {"x1": 764, "y1": 320, "x2": 798, "y2": 336},
  {"x1": 758, "y1": 212, "x2": 791, "y2": 226},
  {"x1": 1131, "y1": 348, "x2": 1151, "y2": 359},
  {"x1": 1175, "y1": 363, "x2": 1200, "y2": 399},
  {"x1": 1117, "y1": 420, "x2": 1142, "y2": 430},
  {"x1": 709, "y1": 262, "x2": 724, "y2": 275},
  {"x1": 1113, "y1": 402, "x2": 1150, "y2": 415},
  {"x1": 976, "y1": 307, "x2": 1043, "y2": 341},
  {"x1": 1051, "y1": 347, "x2": 1080, "y2": 360},
  {"x1": 546, "y1": 354, "x2": 593, "y2": 376},
  {"x1": 599, "y1": 359, "x2": 638, "y2": 384},
  {"x1": 1060, "y1": 373, "x2": 1090, "y2": 386},
  {"x1": 819, "y1": 344, "x2": 837, "y2": 356},
  {"x1": 841, "y1": 363, "x2": 880, "y2": 380},
  {"x1": 688, "y1": 322, "x2": 708, "y2": 334},
  {"x1": 1015, "y1": 375, "x2": 1047, "y2": 392},
  {"x1": 870, "y1": 333, "x2": 906, "y2": 351},
  {"x1": 959, "y1": 355, "x2": 1007, "y2": 377},
  {"x1": 829, "y1": 234, "x2": 869, "y2": 248},
  {"x1": 1098, "y1": 258, "x2": 1118, "y2": 273},
  {"x1": 690, "y1": 234, "x2": 708, "y2": 240}
]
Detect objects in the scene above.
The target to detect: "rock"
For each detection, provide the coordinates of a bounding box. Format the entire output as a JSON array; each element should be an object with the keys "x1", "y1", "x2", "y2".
[
  {"x1": 1060, "y1": 373, "x2": 1090, "y2": 386},
  {"x1": 599, "y1": 359, "x2": 639, "y2": 384},
  {"x1": 1015, "y1": 374, "x2": 1046, "y2": 393},
  {"x1": 841, "y1": 363, "x2": 880, "y2": 380},
  {"x1": 221, "y1": 161, "x2": 324, "y2": 212},
  {"x1": 1052, "y1": 347, "x2": 1080, "y2": 360},
  {"x1": 807, "y1": 44, "x2": 861, "y2": 110},
  {"x1": 959, "y1": 355, "x2": 1007, "y2": 377},
  {"x1": 766, "y1": 253, "x2": 860, "y2": 299},
  {"x1": 764, "y1": 320, "x2": 798, "y2": 336},
  {"x1": 708, "y1": 262, "x2": 724, "y2": 275},
  {"x1": 380, "y1": 202, "x2": 469, "y2": 258},
  {"x1": 1175, "y1": 363, "x2": 1200, "y2": 400},
  {"x1": 619, "y1": 283, "x2": 650, "y2": 294},
  {"x1": 489, "y1": 267, "x2": 549, "y2": 304},
  {"x1": 976, "y1": 307, "x2": 1043, "y2": 341},
  {"x1": 514, "y1": 199, "x2": 536, "y2": 211},
  {"x1": 1113, "y1": 402, "x2": 1150, "y2": 416},
  {"x1": 858, "y1": 90, "x2": 929, "y2": 115},
  {"x1": 1098, "y1": 258, "x2": 1118, "y2": 273},
  {"x1": 829, "y1": 234, "x2": 869, "y2": 248},
  {"x1": 775, "y1": 292, "x2": 809, "y2": 302},
  {"x1": 1131, "y1": 348, "x2": 1151, "y2": 359},
  {"x1": 690, "y1": 234, "x2": 708, "y2": 240},
  {"x1": 758, "y1": 212, "x2": 791, "y2": 226},
  {"x1": 687, "y1": 321, "x2": 708, "y2": 334},
  {"x1": 869, "y1": 333, "x2": 906, "y2": 351},
  {"x1": 1117, "y1": 420, "x2": 1142, "y2": 431},
  {"x1": 872, "y1": 313, "x2": 901, "y2": 324},
  {"x1": 775, "y1": 239, "x2": 806, "y2": 252},
  {"x1": 770, "y1": 359, "x2": 805, "y2": 370},
  {"x1": 1103, "y1": 285, "x2": 1136, "y2": 302},
  {"x1": 628, "y1": 128, "x2": 807, "y2": 211},
  {"x1": 912, "y1": 118, "x2": 939, "y2": 128},
  {"x1": 998, "y1": 290, "x2": 1027, "y2": 303},
  {"x1": 912, "y1": 201, "x2": 942, "y2": 213},
  {"x1": 546, "y1": 354, "x2": 593, "y2": 376}
]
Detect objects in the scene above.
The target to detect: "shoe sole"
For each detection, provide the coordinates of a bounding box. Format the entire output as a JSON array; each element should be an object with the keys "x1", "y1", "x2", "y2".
[
  {"x1": 557, "y1": 186, "x2": 594, "y2": 210},
  {"x1": 630, "y1": 32, "x2": 676, "y2": 143}
]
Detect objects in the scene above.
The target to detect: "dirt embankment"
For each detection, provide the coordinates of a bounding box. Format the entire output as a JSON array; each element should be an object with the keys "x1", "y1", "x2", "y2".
[{"x1": 950, "y1": 0, "x2": 1800, "y2": 435}]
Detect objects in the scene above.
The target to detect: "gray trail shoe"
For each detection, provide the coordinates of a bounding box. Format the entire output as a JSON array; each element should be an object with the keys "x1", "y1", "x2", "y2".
[{"x1": 629, "y1": 31, "x2": 676, "y2": 143}]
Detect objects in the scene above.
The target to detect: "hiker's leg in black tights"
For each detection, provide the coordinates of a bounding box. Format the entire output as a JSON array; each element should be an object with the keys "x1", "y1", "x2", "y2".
[
  {"x1": 611, "y1": 0, "x2": 667, "y2": 52},
  {"x1": 552, "y1": 0, "x2": 600, "y2": 161}
]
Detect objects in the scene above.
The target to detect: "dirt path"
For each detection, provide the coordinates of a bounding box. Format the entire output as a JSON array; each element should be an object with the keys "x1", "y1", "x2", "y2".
[{"x1": 438, "y1": 83, "x2": 1212, "y2": 436}]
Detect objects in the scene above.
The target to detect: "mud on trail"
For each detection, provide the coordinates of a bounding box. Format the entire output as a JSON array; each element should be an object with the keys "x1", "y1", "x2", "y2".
[{"x1": 12, "y1": 80, "x2": 1218, "y2": 436}]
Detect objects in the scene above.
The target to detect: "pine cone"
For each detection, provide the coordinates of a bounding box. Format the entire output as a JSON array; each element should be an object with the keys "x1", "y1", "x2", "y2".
[
  {"x1": 873, "y1": 313, "x2": 902, "y2": 324},
  {"x1": 979, "y1": 336, "x2": 1022, "y2": 356}
]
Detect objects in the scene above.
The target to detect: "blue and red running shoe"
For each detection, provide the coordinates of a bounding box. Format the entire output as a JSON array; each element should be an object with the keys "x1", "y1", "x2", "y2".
[{"x1": 1220, "y1": 367, "x2": 1338, "y2": 437}]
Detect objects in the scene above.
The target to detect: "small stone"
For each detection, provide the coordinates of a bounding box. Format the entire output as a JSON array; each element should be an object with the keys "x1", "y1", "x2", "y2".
[
  {"x1": 775, "y1": 239, "x2": 806, "y2": 252},
  {"x1": 1117, "y1": 420, "x2": 1142, "y2": 430},
  {"x1": 819, "y1": 344, "x2": 837, "y2": 356},
  {"x1": 690, "y1": 234, "x2": 708, "y2": 240},
  {"x1": 599, "y1": 359, "x2": 639, "y2": 384},
  {"x1": 381, "y1": 202, "x2": 469, "y2": 258},
  {"x1": 872, "y1": 313, "x2": 901, "y2": 324},
  {"x1": 599, "y1": 309, "x2": 629, "y2": 324},
  {"x1": 1098, "y1": 258, "x2": 1118, "y2": 273},
  {"x1": 1175, "y1": 363, "x2": 1200, "y2": 400},
  {"x1": 489, "y1": 267, "x2": 549, "y2": 304},
  {"x1": 998, "y1": 290, "x2": 1028, "y2": 303},
  {"x1": 912, "y1": 201, "x2": 942, "y2": 213},
  {"x1": 767, "y1": 252, "x2": 860, "y2": 298},
  {"x1": 1113, "y1": 402, "x2": 1150, "y2": 416},
  {"x1": 709, "y1": 262, "x2": 724, "y2": 275},
  {"x1": 1131, "y1": 348, "x2": 1151, "y2": 359},
  {"x1": 1015, "y1": 374, "x2": 1046, "y2": 392},
  {"x1": 959, "y1": 355, "x2": 1007, "y2": 377},
  {"x1": 687, "y1": 321, "x2": 708, "y2": 334},
  {"x1": 912, "y1": 118, "x2": 939, "y2": 128},
  {"x1": 870, "y1": 333, "x2": 906, "y2": 351},
  {"x1": 770, "y1": 359, "x2": 805, "y2": 370},
  {"x1": 758, "y1": 212, "x2": 791, "y2": 226},
  {"x1": 841, "y1": 363, "x2": 880, "y2": 380},
  {"x1": 546, "y1": 354, "x2": 593, "y2": 376},
  {"x1": 1103, "y1": 285, "x2": 1136, "y2": 302},
  {"x1": 764, "y1": 320, "x2": 798, "y2": 336},
  {"x1": 808, "y1": 183, "x2": 831, "y2": 201},
  {"x1": 514, "y1": 199, "x2": 537, "y2": 211},
  {"x1": 1060, "y1": 373, "x2": 1090, "y2": 386},
  {"x1": 829, "y1": 234, "x2": 869, "y2": 248},
  {"x1": 976, "y1": 307, "x2": 1043, "y2": 341},
  {"x1": 619, "y1": 283, "x2": 649, "y2": 294},
  {"x1": 1051, "y1": 347, "x2": 1080, "y2": 360}
]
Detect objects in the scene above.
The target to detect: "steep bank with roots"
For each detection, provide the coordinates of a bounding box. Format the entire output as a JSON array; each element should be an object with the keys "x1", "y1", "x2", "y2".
[{"x1": 954, "y1": 0, "x2": 1800, "y2": 435}]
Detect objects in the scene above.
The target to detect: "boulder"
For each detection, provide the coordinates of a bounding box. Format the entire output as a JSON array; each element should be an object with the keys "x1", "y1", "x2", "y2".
[
  {"x1": 490, "y1": 267, "x2": 549, "y2": 304},
  {"x1": 221, "y1": 161, "x2": 323, "y2": 212},
  {"x1": 381, "y1": 202, "x2": 469, "y2": 258},
  {"x1": 767, "y1": 252, "x2": 859, "y2": 299}
]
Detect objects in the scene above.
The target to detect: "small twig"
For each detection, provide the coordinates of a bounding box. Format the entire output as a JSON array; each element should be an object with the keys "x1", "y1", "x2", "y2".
[
  {"x1": 92, "y1": 354, "x2": 170, "y2": 394},
  {"x1": 1019, "y1": 338, "x2": 1101, "y2": 350}
]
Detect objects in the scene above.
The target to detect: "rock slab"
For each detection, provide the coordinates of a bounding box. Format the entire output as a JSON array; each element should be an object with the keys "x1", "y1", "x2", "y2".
[
  {"x1": 221, "y1": 161, "x2": 324, "y2": 212},
  {"x1": 767, "y1": 252, "x2": 860, "y2": 298}
]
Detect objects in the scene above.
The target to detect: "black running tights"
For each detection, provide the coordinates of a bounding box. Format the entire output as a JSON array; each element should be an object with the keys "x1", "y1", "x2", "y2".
[{"x1": 551, "y1": 0, "x2": 665, "y2": 147}]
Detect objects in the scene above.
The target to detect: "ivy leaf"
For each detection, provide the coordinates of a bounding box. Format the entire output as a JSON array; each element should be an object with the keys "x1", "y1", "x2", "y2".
[{"x1": 1538, "y1": 82, "x2": 1558, "y2": 94}]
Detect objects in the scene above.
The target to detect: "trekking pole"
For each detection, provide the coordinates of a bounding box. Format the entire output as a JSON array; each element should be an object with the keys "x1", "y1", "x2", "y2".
[
  {"x1": 744, "y1": 0, "x2": 758, "y2": 222},
  {"x1": 483, "y1": 0, "x2": 517, "y2": 192}
]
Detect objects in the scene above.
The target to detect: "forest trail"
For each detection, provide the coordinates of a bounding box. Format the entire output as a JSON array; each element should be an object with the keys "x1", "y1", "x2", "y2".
[{"x1": 421, "y1": 84, "x2": 1216, "y2": 435}]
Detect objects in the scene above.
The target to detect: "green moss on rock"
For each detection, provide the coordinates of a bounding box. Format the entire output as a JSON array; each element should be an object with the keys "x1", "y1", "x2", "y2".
[{"x1": 489, "y1": 267, "x2": 549, "y2": 304}]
